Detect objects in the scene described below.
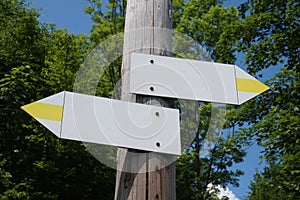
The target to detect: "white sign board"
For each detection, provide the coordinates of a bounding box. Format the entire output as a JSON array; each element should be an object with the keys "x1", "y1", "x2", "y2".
[
  {"x1": 130, "y1": 53, "x2": 269, "y2": 105},
  {"x1": 21, "y1": 91, "x2": 181, "y2": 155}
]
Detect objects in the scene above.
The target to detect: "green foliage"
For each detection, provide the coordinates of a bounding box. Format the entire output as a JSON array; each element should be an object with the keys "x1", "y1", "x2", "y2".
[
  {"x1": 238, "y1": 0, "x2": 300, "y2": 74},
  {"x1": 177, "y1": 104, "x2": 246, "y2": 200},
  {"x1": 0, "y1": 0, "x2": 47, "y2": 77},
  {"x1": 240, "y1": 68, "x2": 300, "y2": 199},
  {"x1": 0, "y1": 1, "x2": 115, "y2": 199},
  {"x1": 0, "y1": 65, "x2": 39, "y2": 199},
  {"x1": 85, "y1": 0, "x2": 126, "y2": 45},
  {"x1": 174, "y1": 0, "x2": 299, "y2": 199},
  {"x1": 231, "y1": 0, "x2": 300, "y2": 198},
  {"x1": 175, "y1": 0, "x2": 240, "y2": 63},
  {"x1": 247, "y1": 169, "x2": 291, "y2": 200},
  {"x1": 82, "y1": 0, "x2": 125, "y2": 98},
  {"x1": 0, "y1": 154, "x2": 28, "y2": 199}
]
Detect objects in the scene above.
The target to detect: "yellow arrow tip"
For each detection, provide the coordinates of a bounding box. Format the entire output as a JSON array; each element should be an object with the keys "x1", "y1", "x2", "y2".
[
  {"x1": 21, "y1": 102, "x2": 63, "y2": 122},
  {"x1": 236, "y1": 78, "x2": 269, "y2": 94}
]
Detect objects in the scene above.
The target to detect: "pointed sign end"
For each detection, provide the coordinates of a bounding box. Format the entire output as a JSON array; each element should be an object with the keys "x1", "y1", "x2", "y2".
[
  {"x1": 236, "y1": 79, "x2": 269, "y2": 105},
  {"x1": 258, "y1": 82, "x2": 270, "y2": 94},
  {"x1": 21, "y1": 92, "x2": 66, "y2": 138},
  {"x1": 21, "y1": 101, "x2": 63, "y2": 122},
  {"x1": 236, "y1": 78, "x2": 269, "y2": 94},
  {"x1": 21, "y1": 102, "x2": 39, "y2": 119}
]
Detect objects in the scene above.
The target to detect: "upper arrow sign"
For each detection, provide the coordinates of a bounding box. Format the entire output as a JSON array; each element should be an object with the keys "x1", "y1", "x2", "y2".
[
  {"x1": 130, "y1": 53, "x2": 269, "y2": 105},
  {"x1": 21, "y1": 91, "x2": 181, "y2": 155}
]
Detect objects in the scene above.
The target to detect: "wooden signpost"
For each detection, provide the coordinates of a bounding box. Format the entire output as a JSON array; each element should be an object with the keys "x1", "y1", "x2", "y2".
[
  {"x1": 21, "y1": 0, "x2": 269, "y2": 199},
  {"x1": 115, "y1": 0, "x2": 175, "y2": 199}
]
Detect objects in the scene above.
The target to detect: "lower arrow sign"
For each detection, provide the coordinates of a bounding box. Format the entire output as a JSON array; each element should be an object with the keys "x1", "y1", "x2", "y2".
[{"x1": 21, "y1": 91, "x2": 181, "y2": 155}]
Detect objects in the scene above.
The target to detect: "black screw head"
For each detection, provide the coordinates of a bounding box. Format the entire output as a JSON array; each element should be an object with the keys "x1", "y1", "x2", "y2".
[{"x1": 156, "y1": 142, "x2": 160, "y2": 147}]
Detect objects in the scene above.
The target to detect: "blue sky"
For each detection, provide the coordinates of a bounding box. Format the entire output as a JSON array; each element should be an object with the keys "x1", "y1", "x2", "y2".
[
  {"x1": 28, "y1": 0, "x2": 267, "y2": 199},
  {"x1": 30, "y1": 0, "x2": 93, "y2": 34}
]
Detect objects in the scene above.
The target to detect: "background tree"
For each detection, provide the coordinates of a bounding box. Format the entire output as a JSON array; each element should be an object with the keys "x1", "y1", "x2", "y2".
[
  {"x1": 176, "y1": 0, "x2": 299, "y2": 199},
  {"x1": 0, "y1": 1, "x2": 115, "y2": 199},
  {"x1": 231, "y1": 0, "x2": 299, "y2": 199},
  {"x1": 84, "y1": 0, "x2": 126, "y2": 98}
]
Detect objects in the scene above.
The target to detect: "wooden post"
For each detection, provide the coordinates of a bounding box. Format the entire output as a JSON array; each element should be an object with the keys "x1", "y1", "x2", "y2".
[{"x1": 115, "y1": 0, "x2": 176, "y2": 199}]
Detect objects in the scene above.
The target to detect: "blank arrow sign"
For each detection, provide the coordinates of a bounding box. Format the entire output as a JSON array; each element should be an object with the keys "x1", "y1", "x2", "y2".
[
  {"x1": 21, "y1": 91, "x2": 181, "y2": 155},
  {"x1": 129, "y1": 53, "x2": 269, "y2": 105}
]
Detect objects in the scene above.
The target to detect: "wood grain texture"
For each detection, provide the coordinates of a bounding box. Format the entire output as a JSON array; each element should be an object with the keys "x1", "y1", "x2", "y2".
[{"x1": 115, "y1": 0, "x2": 175, "y2": 199}]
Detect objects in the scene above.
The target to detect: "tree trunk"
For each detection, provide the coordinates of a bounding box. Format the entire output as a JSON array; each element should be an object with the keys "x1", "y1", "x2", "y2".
[{"x1": 114, "y1": 0, "x2": 176, "y2": 199}]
